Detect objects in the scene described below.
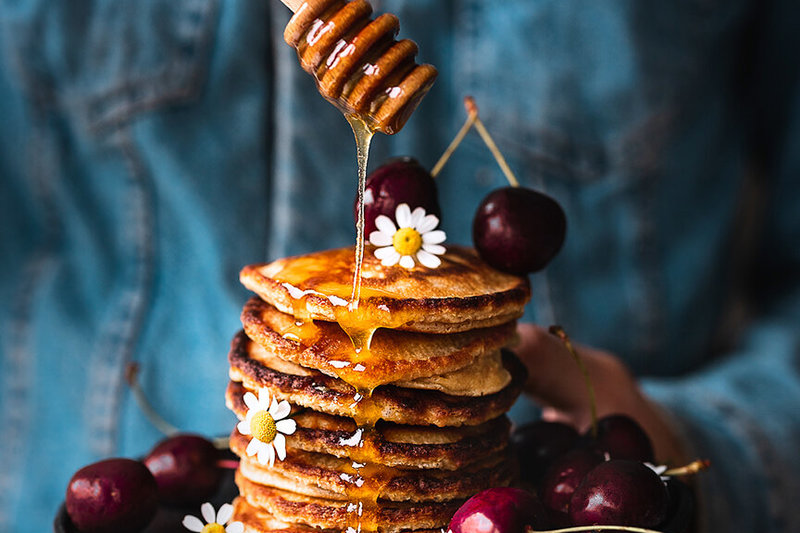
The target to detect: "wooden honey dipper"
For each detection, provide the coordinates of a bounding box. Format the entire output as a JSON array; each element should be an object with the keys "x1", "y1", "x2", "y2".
[{"x1": 279, "y1": 0, "x2": 438, "y2": 135}]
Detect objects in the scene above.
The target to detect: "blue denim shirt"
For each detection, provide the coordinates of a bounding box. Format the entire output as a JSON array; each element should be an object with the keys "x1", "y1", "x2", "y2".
[{"x1": 1, "y1": 1, "x2": 799, "y2": 532}]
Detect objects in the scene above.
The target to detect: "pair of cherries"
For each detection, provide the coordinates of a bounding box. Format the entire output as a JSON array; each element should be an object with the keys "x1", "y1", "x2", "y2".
[
  {"x1": 65, "y1": 435, "x2": 223, "y2": 533},
  {"x1": 355, "y1": 157, "x2": 567, "y2": 275},
  {"x1": 449, "y1": 415, "x2": 679, "y2": 533}
]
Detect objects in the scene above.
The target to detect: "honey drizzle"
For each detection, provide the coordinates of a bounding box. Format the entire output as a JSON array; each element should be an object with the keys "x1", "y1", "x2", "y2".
[
  {"x1": 291, "y1": 8, "x2": 409, "y2": 531},
  {"x1": 346, "y1": 114, "x2": 374, "y2": 318},
  {"x1": 339, "y1": 425, "x2": 397, "y2": 533}
]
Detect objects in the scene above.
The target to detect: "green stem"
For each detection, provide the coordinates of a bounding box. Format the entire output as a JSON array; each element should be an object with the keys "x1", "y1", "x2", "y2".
[{"x1": 549, "y1": 326, "x2": 598, "y2": 439}]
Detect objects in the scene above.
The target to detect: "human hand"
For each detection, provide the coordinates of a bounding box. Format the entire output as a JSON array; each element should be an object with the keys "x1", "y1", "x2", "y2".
[{"x1": 515, "y1": 323, "x2": 688, "y2": 465}]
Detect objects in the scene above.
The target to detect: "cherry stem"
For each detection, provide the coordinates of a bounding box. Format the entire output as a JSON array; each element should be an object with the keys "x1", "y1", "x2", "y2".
[
  {"x1": 217, "y1": 459, "x2": 241, "y2": 470},
  {"x1": 124, "y1": 362, "x2": 180, "y2": 437},
  {"x1": 430, "y1": 102, "x2": 477, "y2": 177},
  {"x1": 430, "y1": 96, "x2": 521, "y2": 188},
  {"x1": 529, "y1": 526, "x2": 663, "y2": 533},
  {"x1": 548, "y1": 326, "x2": 598, "y2": 439},
  {"x1": 663, "y1": 459, "x2": 711, "y2": 477},
  {"x1": 470, "y1": 105, "x2": 520, "y2": 188}
]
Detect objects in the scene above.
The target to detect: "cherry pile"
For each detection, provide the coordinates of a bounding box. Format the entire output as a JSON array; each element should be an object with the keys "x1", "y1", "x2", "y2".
[
  {"x1": 64, "y1": 434, "x2": 225, "y2": 533},
  {"x1": 450, "y1": 414, "x2": 699, "y2": 533}
]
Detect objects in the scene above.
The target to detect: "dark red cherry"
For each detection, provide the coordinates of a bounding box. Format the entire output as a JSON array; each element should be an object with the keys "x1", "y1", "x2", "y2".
[
  {"x1": 472, "y1": 187, "x2": 566, "y2": 275},
  {"x1": 65, "y1": 458, "x2": 158, "y2": 533},
  {"x1": 449, "y1": 487, "x2": 549, "y2": 533},
  {"x1": 511, "y1": 420, "x2": 579, "y2": 486},
  {"x1": 143, "y1": 434, "x2": 223, "y2": 506},
  {"x1": 540, "y1": 447, "x2": 605, "y2": 515},
  {"x1": 589, "y1": 414, "x2": 655, "y2": 463},
  {"x1": 569, "y1": 460, "x2": 669, "y2": 527},
  {"x1": 354, "y1": 157, "x2": 441, "y2": 235}
]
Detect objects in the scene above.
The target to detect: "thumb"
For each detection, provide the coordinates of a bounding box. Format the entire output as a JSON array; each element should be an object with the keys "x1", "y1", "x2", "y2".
[{"x1": 514, "y1": 323, "x2": 598, "y2": 415}]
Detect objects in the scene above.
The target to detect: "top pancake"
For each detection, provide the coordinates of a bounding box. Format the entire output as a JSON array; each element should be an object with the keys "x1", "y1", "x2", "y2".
[{"x1": 240, "y1": 245, "x2": 530, "y2": 333}]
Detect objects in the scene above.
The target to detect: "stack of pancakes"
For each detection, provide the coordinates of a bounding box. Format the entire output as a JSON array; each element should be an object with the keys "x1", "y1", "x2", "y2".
[{"x1": 226, "y1": 245, "x2": 530, "y2": 532}]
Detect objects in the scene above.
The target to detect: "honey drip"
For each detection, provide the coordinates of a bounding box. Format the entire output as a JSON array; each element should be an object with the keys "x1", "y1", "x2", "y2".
[
  {"x1": 282, "y1": 5, "x2": 429, "y2": 530},
  {"x1": 346, "y1": 114, "x2": 374, "y2": 318},
  {"x1": 339, "y1": 416, "x2": 396, "y2": 533}
]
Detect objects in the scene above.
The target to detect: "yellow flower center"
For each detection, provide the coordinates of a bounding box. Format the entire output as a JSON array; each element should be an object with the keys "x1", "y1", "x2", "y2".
[
  {"x1": 392, "y1": 227, "x2": 422, "y2": 256},
  {"x1": 201, "y1": 524, "x2": 226, "y2": 533},
  {"x1": 250, "y1": 410, "x2": 277, "y2": 443}
]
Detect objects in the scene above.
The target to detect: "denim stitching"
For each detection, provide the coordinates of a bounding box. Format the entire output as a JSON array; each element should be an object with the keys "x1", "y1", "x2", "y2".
[
  {"x1": 78, "y1": 0, "x2": 219, "y2": 134},
  {"x1": 83, "y1": 126, "x2": 156, "y2": 457}
]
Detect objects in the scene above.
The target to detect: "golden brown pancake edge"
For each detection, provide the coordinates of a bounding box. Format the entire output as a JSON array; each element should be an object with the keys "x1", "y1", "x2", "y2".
[
  {"x1": 240, "y1": 245, "x2": 530, "y2": 333},
  {"x1": 227, "y1": 331, "x2": 527, "y2": 427}
]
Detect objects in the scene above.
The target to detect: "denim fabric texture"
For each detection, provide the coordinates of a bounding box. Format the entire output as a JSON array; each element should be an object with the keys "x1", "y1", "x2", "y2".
[{"x1": 1, "y1": 1, "x2": 799, "y2": 532}]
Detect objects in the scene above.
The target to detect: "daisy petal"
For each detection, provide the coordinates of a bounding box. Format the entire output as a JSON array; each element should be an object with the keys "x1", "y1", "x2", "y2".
[
  {"x1": 374, "y1": 246, "x2": 397, "y2": 260},
  {"x1": 227, "y1": 522, "x2": 245, "y2": 533},
  {"x1": 268, "y1": 398, "x2": 280, "y2": 417},
  {"x1": 243, "y1": 392, "x2": 259, "y2": 411},
  {"x1": 276, "y1": 418, "x2": 297, "y2": 435},
  {"x1": 272, "y1": 400, "x2": 291, "y2": 421},
  {"x1": 246, "y1": 438, "x2": 260, "y2": 457},
  {"x1": 422, "y1": 243, "x2": 446, "y2": 255},
  {"x1": 267, "y1": 444, "x2": 276, "y2": 467},
  {"x1": 201, "y1": 502, "x2": 215, "y2": 524},
  {"x1": 374, "y1": 215, "x2": 396, "y2": 235},
  {"x1": 274, "y1": 433, "x2": 287, "y2": 461},
  {"x1": 379, "y1": 249, "x2": 401, "y2": 267},
  {"x1": 422, "y1": 230, "x2": 446, "y2": 244},
  {"x1": 396, "y1": 204, "x2": 412, "y2": 227},
  {"x1": 416, "y1": 250, "x2": 441, "y2": 269},
  {"x1": 257, "y1": 444, "x2": 270, "y2": 466},
  {"x1": 236, "y1": 419, "x2": 251, "y2": 436},
  {"x1": 369, "y1": 230, "x2": 393, "y2": 247},
  {"x1": 257, "y1": 389, "x2": 270, "y2": 409},
  {"x1": 416, "y1": 214, "x2": 440, "y2": 233},
  {"x1": 183, "y1": 515, "x2": 204, "y2": 532},
  {"x1": 216, "y1": 503, "x2": 233, "y2": 525},
  {"x1": 410, "y1": 206, "x2": 425, "y2": 229},
  {"x1": 399, "y1": 255, "x2": 415, "y2": 269}
]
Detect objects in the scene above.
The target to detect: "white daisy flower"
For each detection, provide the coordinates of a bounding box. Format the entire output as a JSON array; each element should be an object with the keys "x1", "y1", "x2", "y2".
[
  {"x1": 183, "y1": 502, "x2": 243, "y2": 533},
  {"x1": 236, "y1": 388, "x2": 297, "y2": 467},
  {"x1": 369, "y1": 203, "x2": 446, "y2": 269}
]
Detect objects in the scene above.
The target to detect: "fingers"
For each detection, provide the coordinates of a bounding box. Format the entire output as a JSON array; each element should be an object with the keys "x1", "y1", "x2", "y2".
[
  {"x1": 514, "y1": 323, "x2": 688, "y2": 464},
  {"x1": 516, "y1": 323, "x2": 626, "y2": 420}
]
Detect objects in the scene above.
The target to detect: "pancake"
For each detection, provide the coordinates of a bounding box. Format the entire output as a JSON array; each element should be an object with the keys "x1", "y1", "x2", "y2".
[
  {"x1": 226, "y1": 381, "x2": 511, "y2": 469},
  {"x1": 228, "y1": 331, "x2": 527, "y2": 427},
  {"x1": 241, "y1": 318, "x2": 513, "y2": 396},
  {"x1": 240, "y1": 245, "x2": 530, "y2": 334},
  {"x1": 236, "y1": 471, "x2": 462, "y2": 533},
  {"x1": 392, "y1": 349, "x2": 511, "y2": 396},
  {"x1": 230, "y1": 432, "x2": 513, "y2": 502},
  {"x1": 241, "y1": 296, "x2": 517, "y2": 390},
  {"x1": 231, "y1": 497, "x2": 443, "y2": 533}
]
